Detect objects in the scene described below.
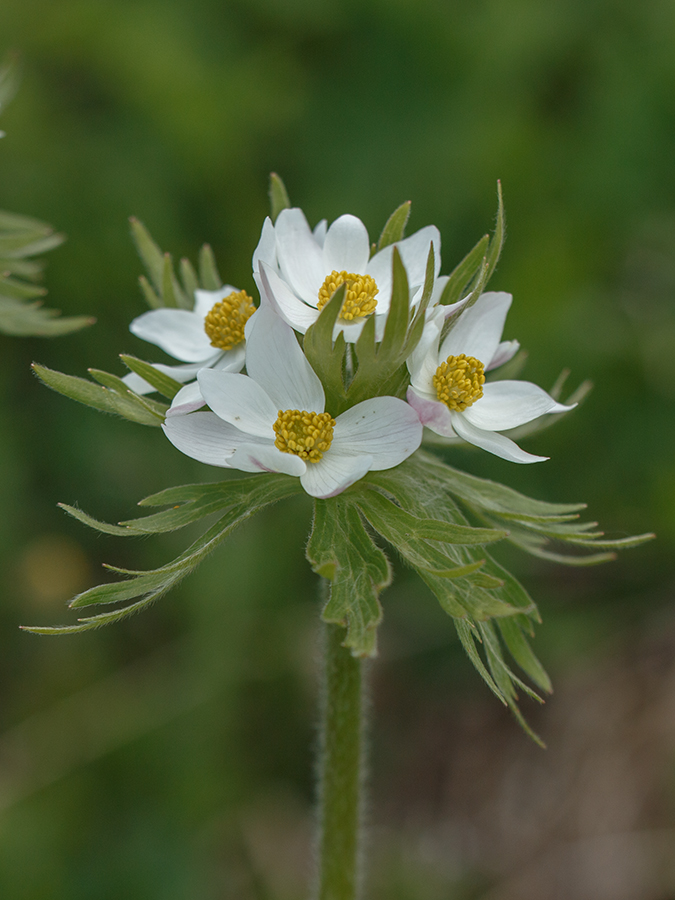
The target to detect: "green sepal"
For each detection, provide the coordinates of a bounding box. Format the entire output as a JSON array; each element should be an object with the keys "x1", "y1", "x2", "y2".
[
  {"x1": 269, "y1": 172, "x2": 291, "y2": 222},
  {"x1": 306, "y1": 496, "x2": 390, "y2": 658},
  {"x1": 198, "y1": 244, "x2": 222, "y2": 290},
  {"x1": 377, "y1": 201, "x2": 411, "y2": 251},
  {"x1": 120, "y1": 355, "x2": 183, "y2": 400},
  {"x1": 32, "y1": 363, "x2": 165, "y2": 427},
  {"x1": 87, "y1": 369, "x2": 168, "y2": 418},
  {"x1": 439, "y1": 234, "x2": 489, "y2": 307}
]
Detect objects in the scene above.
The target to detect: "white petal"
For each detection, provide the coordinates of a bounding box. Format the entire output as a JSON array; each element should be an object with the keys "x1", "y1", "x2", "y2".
[
  {"x1": 198, "y1": 371, "x2": 277, "y2": 437},
  {"x1": 130, "y1": 309, "x2": 214, "y2": 362},
  {"x1": 162, "y1": 412, "x2": 252, "y2": 467},
  {"x1": 331, "y1": 397, "x2": 422, "y2": 470},
  {"x1": 313, "y1": 219, "x2": 328, "y2": 246},
  {"x1": 335, "y1": 319, "x2": 369, "y2": 344},
  {"x1": 322, "y1": 214, "x2": 370, "y2": 275},
  {"x1": 430, "y1": 275, "x2": 449, "y2": 306},
  {"x1": 229, "y1": 442, "x2": 306, "y2": 477},
  {"x1": 166, "y1": 381, "x2": 206, "y2": 417},
  {"x1": 245, "y1": 305, "x2": 325, "y2": 413},
  {"x1": 300, "y1": 454, "x2": 373, "y2": 499},
  {"x1": 395, "y1": 225, "x2": 442, "y2": 286},
  {"x1": 463, "y1": 380, "x2": 574, "y2": 432},
  {"x1": 275, "y1": 208, "x2": 326, "y2": 303},
  {"x1": 258, "y1": 262, "x2": 320, "y2": 332},
  {"x1": 407, "y1": 316, "x2": 443, "y2": 392},
  {"x1": 440, "y1": 291, "x2": 512, "y2": 365},
  {"x1": 487, "y1": 339, "x2": 520, "y2": 371},
  {"x1": 451, "y1": 412, "x2": 547, "y2": 463},
  {"x1": 406, "y1": 387, "x2": 456, "y2": 437},
  {"x1": 193, "y1": 285, "x2": 241, "y2": 320},
  {"x1": 214, "y1": 342, "x2": 247, "y2": 373},
  {"x1": 252, "y1": 216, "x2": 277, "y2": 274},
  {"x1": 367, "y1": 225, "x2": 441, "y2": 307}
]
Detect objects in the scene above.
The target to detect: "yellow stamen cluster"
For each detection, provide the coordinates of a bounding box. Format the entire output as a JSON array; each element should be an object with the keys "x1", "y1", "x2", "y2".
[
  {"x1": 317, "y1": 270, "x2": 378, "y2": 321},
  {"x1": 433, "y1": 354, "x2": 485, "y2": 411},
  {"x1": 203, "y1": 290, "x2": 256, "y2": 350},
  {"x1": 273, "y1": 409, "x2": 335, "y2": 463}
]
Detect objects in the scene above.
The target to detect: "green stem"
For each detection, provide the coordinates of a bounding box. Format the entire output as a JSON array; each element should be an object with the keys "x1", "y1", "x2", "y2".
[{"x1": 316, "y1": 621, "x2": 365, "y2": 900}]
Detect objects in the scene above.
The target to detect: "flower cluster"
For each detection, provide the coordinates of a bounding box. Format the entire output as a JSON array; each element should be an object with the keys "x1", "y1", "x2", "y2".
[{"x1": 127, "y1": 204, "x2": 572, "y2": 498}]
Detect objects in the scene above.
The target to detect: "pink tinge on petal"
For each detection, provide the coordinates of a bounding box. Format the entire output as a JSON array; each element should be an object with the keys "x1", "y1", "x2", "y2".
[
  {"x1": 166, "y1": 381, "x2": 206, "y2": 417},
  {"x1": 406, "y1": 387, "x2": 455, "y2": 438},
  {"x1": 486, "y1": 340, "x2": 520, "y2": 371}
]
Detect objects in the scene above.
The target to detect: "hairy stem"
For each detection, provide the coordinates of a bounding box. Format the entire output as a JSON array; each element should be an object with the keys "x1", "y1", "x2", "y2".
[{"x1": 315, "y1": 620, "x2": 365, "y2": 900}]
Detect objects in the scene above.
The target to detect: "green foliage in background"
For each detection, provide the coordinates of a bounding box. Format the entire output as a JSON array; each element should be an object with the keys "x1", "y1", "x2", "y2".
[
  {"x1": 0, "y1": 1, "x2": 671, "y2": 898},
  {"x1": 0, "y1": 59, "x2": 93, "y2": 336}
]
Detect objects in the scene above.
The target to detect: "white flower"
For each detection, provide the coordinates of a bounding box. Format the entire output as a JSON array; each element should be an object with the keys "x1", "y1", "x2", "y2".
[
  {"x1": 124, "y1": 286, "x2": 256, "y2": 408},
  {"x1": 252, "y1": 208, "x2": 443, "y2": 342},
  {"x1": 407, "y1": 291, "x2": 573, "y2": 463},
  {"x1": 163, "y1": 306, "x2": 423, "y2": 498}
]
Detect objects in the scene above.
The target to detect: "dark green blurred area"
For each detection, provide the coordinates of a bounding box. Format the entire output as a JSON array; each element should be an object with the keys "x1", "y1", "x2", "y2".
[{"x1": 0, "y1": 1, "x2": 673, "y2": 897}]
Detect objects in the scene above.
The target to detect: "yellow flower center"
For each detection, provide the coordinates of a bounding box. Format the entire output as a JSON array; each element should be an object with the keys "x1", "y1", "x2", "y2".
[
  {"x1": 316, "y1": 270, "x2": 378, "y2": 321},
  {"x1": 273, "y1": 409, "x2": 335, "y2": 463},
  {"x1": 203, "y1": 290, "x2": 256, "y2": 350},
  {"x1": 433, "y1": 354, "x2": 485, "y2": 411}
]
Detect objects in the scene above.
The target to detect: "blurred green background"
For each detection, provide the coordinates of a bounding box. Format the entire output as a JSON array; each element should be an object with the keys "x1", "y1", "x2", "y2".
[{"x1": 0, "y1": 1, "x2": 673, "y2": 897}]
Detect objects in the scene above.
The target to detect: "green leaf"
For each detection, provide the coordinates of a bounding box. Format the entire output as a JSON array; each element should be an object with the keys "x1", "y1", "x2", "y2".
[
  {"x1": 439, "y1": 233, "x2": 489, "y2": 307},
  {"x1": 129, "y1": 218, "x2": 164, "y2": 294},
  {"x1": 23, "y1": 475, "x2": 302, "y2": 634},
  {"x1": 0, "y1": 296, "x2": 94, "y2": 337},
  {"x1": 269, "y1": 172, "x2": 291, "y2": 222},
  {"x1": 138, "y1": 274, "x2": 162, "y2": 309},
  {"x1": 32, "y1": 364, "x2": 164, "y2": 427},
  {"x1": 377, "y1": 201, "x2": 411, "y2": 251},
  {"x1": 180, "y1": 257, "x2": 199, "y2": 301},
  {"x1": 356, "y1": 488, "x2": 507, "y2": 546},
  {"x1": 564, "y1": 532, "x2": 655, "y2": 550},
  {"x1": 122, "y1": 474, "x2": 300, "y2": 534},
  {"x1": 161, "y1": 253, "x2": 187, "y2": 309},
  {"x1": 198, "y1": 244, "x2": 222, "y2": 290},
  {"x1": 484, "y1": 180, "x2": 505, "y2": 284},
  {"x1": 0, "y1": 195, "x2": 91, "y2": 337},
  {"x1": 0, "y1": 54, "x2": 19, "y2": 115},
  {"x1": 498, "y1": 617, "x2": 552, "y2": 694},
  {"x1": 300, "y1": 283, "x2": 348, "y2": 412},
  {"x1": 345, "y1": 248, "x2": 416, "y2": 407},
  {"x1": 454, "y1": 619, "x2": 506, "y2": 704},
  {"x1": 415, "y1": 451, "x2": 585, "y2": 518},
  {"x1": 306, "y1": 496, "x2": 391, "y2": 657},
  {"x1": 58, "y1": 504, "x2": 130, "y2": 536},
  {"x1": 119, "y1": 355, "x2": 183, "y2": 400}
]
